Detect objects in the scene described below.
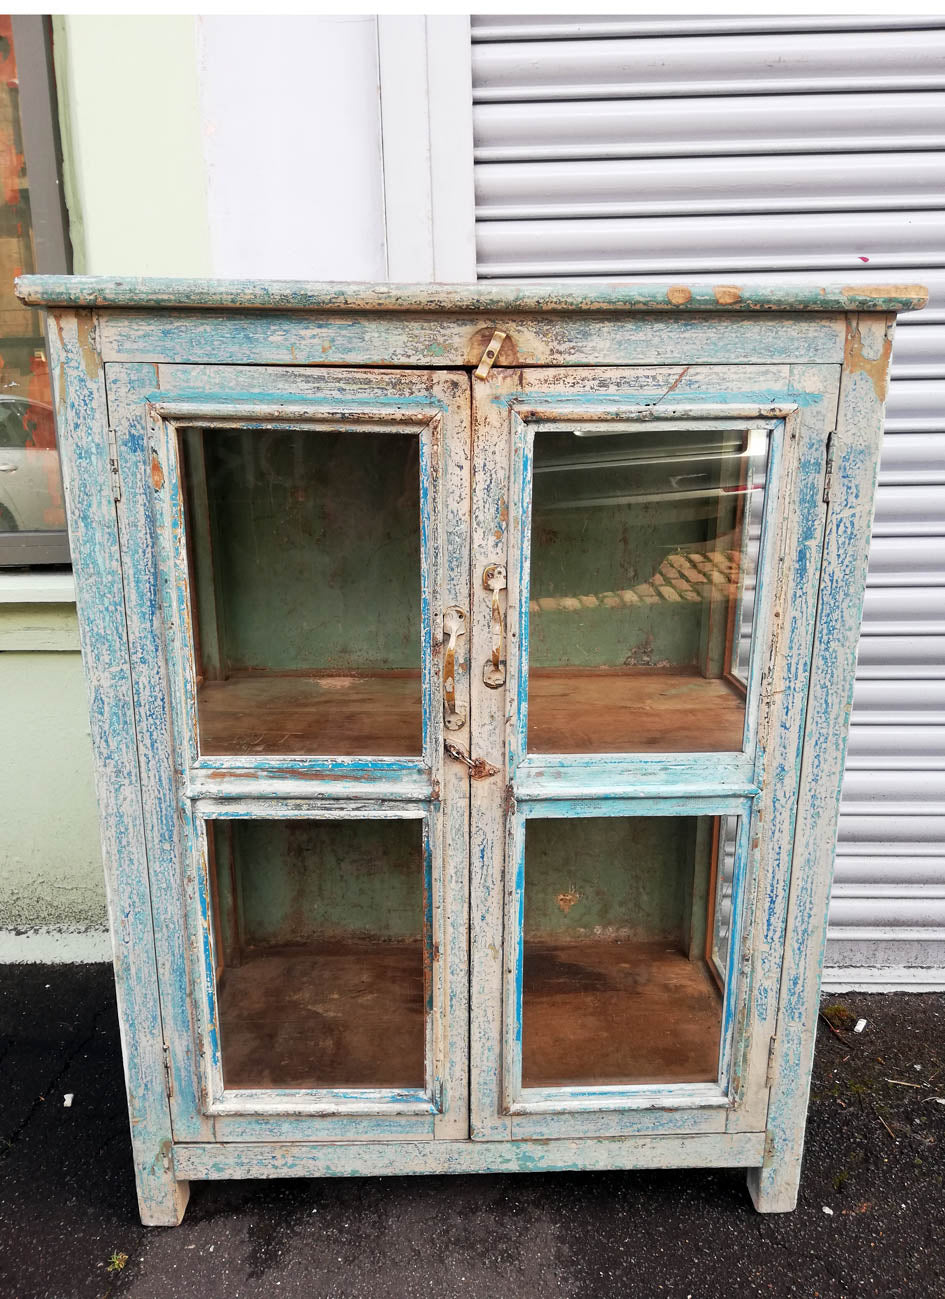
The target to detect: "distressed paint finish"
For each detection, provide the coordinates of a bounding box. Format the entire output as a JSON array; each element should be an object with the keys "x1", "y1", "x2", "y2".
[
  {"x1": 748, "y1": 315, "x2": 898, "y2": 1212},
  {"x1": 80, "y1": 308, "x2": 864, "y2": 374},
  {"x1": 18, "y1": 277, "x2": 916, "y2": 1224},
  {"x1": 93, "y1": 310, "x2": 852, "y2": 370},
  {"x1": 15, "y1": 275, "x2": 928, "y2": 313},
  {"x1": 475, "y1": 362, "x2": 839, "y2": 1146},
  {"x1": 43, "y1": 317, "x2": 189, "y2": 1225},
  {"x1": 173, "y1": 1131, "x2": 767, "y2": 1179}
]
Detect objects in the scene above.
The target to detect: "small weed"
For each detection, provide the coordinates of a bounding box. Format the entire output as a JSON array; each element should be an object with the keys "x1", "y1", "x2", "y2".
[
  {"x1": 106, "y1": 1252, "x2": 128, "y2": 1274},
  {"x1": 822, "y1": 1003, "x2": 857, "y2": 1030},
  {"x1": 833, "y1": 1170, "x2": 850, "y2": 1191}
]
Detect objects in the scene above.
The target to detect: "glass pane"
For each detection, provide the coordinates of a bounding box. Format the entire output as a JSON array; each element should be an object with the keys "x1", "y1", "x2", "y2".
[
  {"x1": 208, "y1": 817, "x2": 426, "y2": 1090},
  {"x1": 521, "y1": 814, "x2": 739, "y2": 1088},
  {"x1": 182, "y1": 426, "x2": 422, "y2": 756},
  {"x1": 526, "y1": 422, "x2": 769, "y2": 752},
  {"x1": 0, "y1": 18, "x2": 66, "y2": 563}
]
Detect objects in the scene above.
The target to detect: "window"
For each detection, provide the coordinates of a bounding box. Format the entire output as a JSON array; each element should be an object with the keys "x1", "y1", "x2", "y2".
[{"x1": 0, "y1": 15, "x2": 71, "y2": 567}]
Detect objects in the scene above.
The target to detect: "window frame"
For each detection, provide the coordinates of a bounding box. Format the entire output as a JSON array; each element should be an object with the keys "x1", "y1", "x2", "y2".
[{"x1": 0, "y1": 15, "x2": 72, "y2": 568}]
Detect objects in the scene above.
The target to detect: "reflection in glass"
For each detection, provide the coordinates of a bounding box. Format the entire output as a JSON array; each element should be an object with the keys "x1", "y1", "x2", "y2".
[
  {"x1": 0, "y1": 18, "x2": 65, "y2": 559},
  {"x1": 526, "y1": 422, "x2": 768, "y2": 753},
  {"x1": 181, "y1": 426, "x2": 422, "y2": 756},
  {"x1": 521, "y1": 814, "x2": 740, "y2": 1088},
  {"x1": 208, "y1": 817, "x2": 426, "y2": 1090}
]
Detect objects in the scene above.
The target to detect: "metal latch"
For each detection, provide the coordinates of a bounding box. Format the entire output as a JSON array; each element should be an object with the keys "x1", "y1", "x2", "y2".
[
  {"x1": 162, "y1": 1043, "x2": 174, "y2": 1099},
  {"x1": 474, "y1": 329, "x2": 507, "y2": 380},
  {"x1": 444, "y1": 741, "x2": 498, "y2": 780}
]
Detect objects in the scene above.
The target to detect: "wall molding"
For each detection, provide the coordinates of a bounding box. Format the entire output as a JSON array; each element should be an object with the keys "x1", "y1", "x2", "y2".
[{"x1": 377, "y1": 16, "x2": 476, "y2": 281}]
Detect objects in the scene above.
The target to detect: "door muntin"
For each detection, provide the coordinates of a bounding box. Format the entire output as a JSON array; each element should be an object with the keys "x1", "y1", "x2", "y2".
[{"x1": 107, "y1": 365, "x2": 470, "y2": 1139}]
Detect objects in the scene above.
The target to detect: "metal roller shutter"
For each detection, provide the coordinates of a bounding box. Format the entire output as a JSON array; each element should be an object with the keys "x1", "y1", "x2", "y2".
[{"x1": 472, "y1": 15, "x2": 945, "y2": 987}]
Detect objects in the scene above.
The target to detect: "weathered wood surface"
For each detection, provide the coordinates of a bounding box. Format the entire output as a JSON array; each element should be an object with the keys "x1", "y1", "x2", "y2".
[
  {"x1": 109, "y1": 362, "x2": 472, "y2": 1149},
  {"x1": 92, "y1": 310, "x2": 853, "y2": 369},
  {"x1": 172, "y1": 1132, "x2": 766, "y2": 1179},
  {"x1": 748, "y1": 316, "x2": 894, "y2": 1211},
  {"x1": 724, "y1": 363, "x2": 841, "y2": 1136},
  {"x1": 107, "y1": 362, "x2": 213, "y2": 1149},
  {"x1": 32, "y1": 279, "x2": 903, "y2": 1223},
  {"x1": 527, "y1": 669, "x2": 745, "y2": 753},
  {"x1": 16, "y1": 274, "x2": 928, "y2": 313},
  {"x1": 520, "y1": 940, "x2": 721, "y2": 1087},
  {"x1": 194, "y1": 668, "x2": 747, "y2": 757},
  {"x1": 218, "y1": 941, "x2": 425, "y2": 1090},
  {"x1": 469, "y1": 366, "x2": 518, "y2": 1140},
  {"x1": 196, "y1": 673, "x2": 423, "y2": 757},
  {"x1": 48, "y1": 317, "x2": 188, "y2": 1225}
]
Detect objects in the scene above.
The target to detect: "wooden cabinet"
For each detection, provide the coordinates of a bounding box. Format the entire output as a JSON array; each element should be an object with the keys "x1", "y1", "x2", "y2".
[{"x1": 18, "y1": 277, "x2": 923, "y2": 1224}]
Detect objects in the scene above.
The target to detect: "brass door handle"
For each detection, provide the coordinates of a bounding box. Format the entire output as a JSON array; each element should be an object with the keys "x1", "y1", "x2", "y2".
[
  {"x1": 482, "y1": 564, "x2": 507, "y2": 688},
  {"x1": 442, "y1": 606, "x2": 466, "y2": 731}
]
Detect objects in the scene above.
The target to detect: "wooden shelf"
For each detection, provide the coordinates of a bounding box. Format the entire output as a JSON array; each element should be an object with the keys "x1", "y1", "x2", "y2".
[
  {"x1": 217, "y1": 938, "x2": 721, "y2": 1093},
  {"x1": 528, "y1": 668, "x2": 745, "y2": 753},
  {"x1": 196, "y1": 667, "x2": 744, "y2": 758},
  {"x1": 197, "y1": 673, "x2": 422, "y2": 757},
  {"x1": 522, "y1": 939, "x2": 723, "y2": 1087},
  {"x1": 218, "y1": 940, "x2": 425, "y2": 1090}
]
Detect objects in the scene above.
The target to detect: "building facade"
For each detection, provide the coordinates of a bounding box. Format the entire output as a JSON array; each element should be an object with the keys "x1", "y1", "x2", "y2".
[{"x1": 1, "y1": 14, "x2": 942, "y2": 986}]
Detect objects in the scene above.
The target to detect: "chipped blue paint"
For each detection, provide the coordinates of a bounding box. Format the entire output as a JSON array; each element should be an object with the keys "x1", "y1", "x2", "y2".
[
  {"x1": 26, "y1": 279, "x2": 910, "y2": 1223},
  {"x1": 15, "y1": 274, "x2": 928, "y2": 314}
]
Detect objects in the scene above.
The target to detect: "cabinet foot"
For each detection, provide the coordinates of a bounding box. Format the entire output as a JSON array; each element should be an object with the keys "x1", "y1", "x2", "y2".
[
  {"x1": 137, "y1": 1174, "x2": 190, "y2": 1227},
  {"x1": 746, "y1": 1161, "x2": 800, "y2": 1214}
]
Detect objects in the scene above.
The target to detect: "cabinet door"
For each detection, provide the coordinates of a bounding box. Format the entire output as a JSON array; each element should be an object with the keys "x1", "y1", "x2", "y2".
[
  {"x1": 470, "y1": 363, "x2": 838, "y2": 1140},
  {"x1": 105, "y1": 363, "x2": 470, "y2": 1144}
]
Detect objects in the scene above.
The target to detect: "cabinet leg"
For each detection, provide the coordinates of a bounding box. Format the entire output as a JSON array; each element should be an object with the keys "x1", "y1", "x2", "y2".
[
  {"x1": 135, "y1": 1163, "x2": 190, "y2": 1227},
  {"x1": 746, "y1": 1154, "x2": 801, "y2": 1214}
]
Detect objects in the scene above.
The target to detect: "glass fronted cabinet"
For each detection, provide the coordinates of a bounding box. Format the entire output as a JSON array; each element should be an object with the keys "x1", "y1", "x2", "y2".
[{"x1": 19, "y1": 276, "x2": 922, "y2": 1224}]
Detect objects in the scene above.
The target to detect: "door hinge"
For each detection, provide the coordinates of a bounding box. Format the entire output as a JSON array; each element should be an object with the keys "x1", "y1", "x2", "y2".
[
  {"x1": 106, "y1": 427, "x2": 121, "y2": 501},
  {"x1": 766, "y1": 1035, "x2": 778, "y2": 1089},
  {"x1": 822, "y1": 431, "x2": 836, "y2": 503},
  {"x1": 162, "y1": 1042, "x2": 174, "y2": 1099}
]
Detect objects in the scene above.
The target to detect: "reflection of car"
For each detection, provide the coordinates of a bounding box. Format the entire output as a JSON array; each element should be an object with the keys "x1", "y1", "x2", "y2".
[{"x1": 0, "y1": 395, "x2": 64, "y2": 533}]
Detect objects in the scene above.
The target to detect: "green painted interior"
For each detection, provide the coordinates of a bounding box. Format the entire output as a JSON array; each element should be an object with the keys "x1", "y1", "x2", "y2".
[
  {"x1": 183, "y1": 427, "x2": 421, "y2": 676},
  {"x1": 212, "y1": 818, "x2": 424, "y2": 950},
  {"x1": 523, "y1": 815, "x2": 702, "y2": 944},
  {"x1": 529, "y1": 426, "x2": 742, "y2": 669}
]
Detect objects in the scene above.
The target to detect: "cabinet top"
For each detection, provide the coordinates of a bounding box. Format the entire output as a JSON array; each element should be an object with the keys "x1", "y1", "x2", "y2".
[{"x1": 15, "y1": 276, "x2": 928, "y2": 315}]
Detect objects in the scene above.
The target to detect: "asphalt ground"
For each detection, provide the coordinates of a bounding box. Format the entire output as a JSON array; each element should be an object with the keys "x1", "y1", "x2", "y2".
[{"x1": 1, "y1": 964, "x2": 942, "y2": 1299}]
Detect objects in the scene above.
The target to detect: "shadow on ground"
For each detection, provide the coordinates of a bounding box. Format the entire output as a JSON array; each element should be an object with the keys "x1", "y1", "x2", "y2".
[{"x1": 0, "y1": 965, "x2": 942, "y2": 1299}]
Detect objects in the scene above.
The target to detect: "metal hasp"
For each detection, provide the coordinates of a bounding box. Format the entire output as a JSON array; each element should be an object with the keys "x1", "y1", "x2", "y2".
[
  {"x1": 473, "y1": 329, "x2": 507, "y2": 379},
  {"x1": 14, "y1": 273, "x2": 924, "y2": 1227}
]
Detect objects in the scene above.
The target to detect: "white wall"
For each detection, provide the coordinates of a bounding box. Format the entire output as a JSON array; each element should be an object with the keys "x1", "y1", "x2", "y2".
[{"x1": 197, "y1": 16, "x2": 388, "y2": 280}]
